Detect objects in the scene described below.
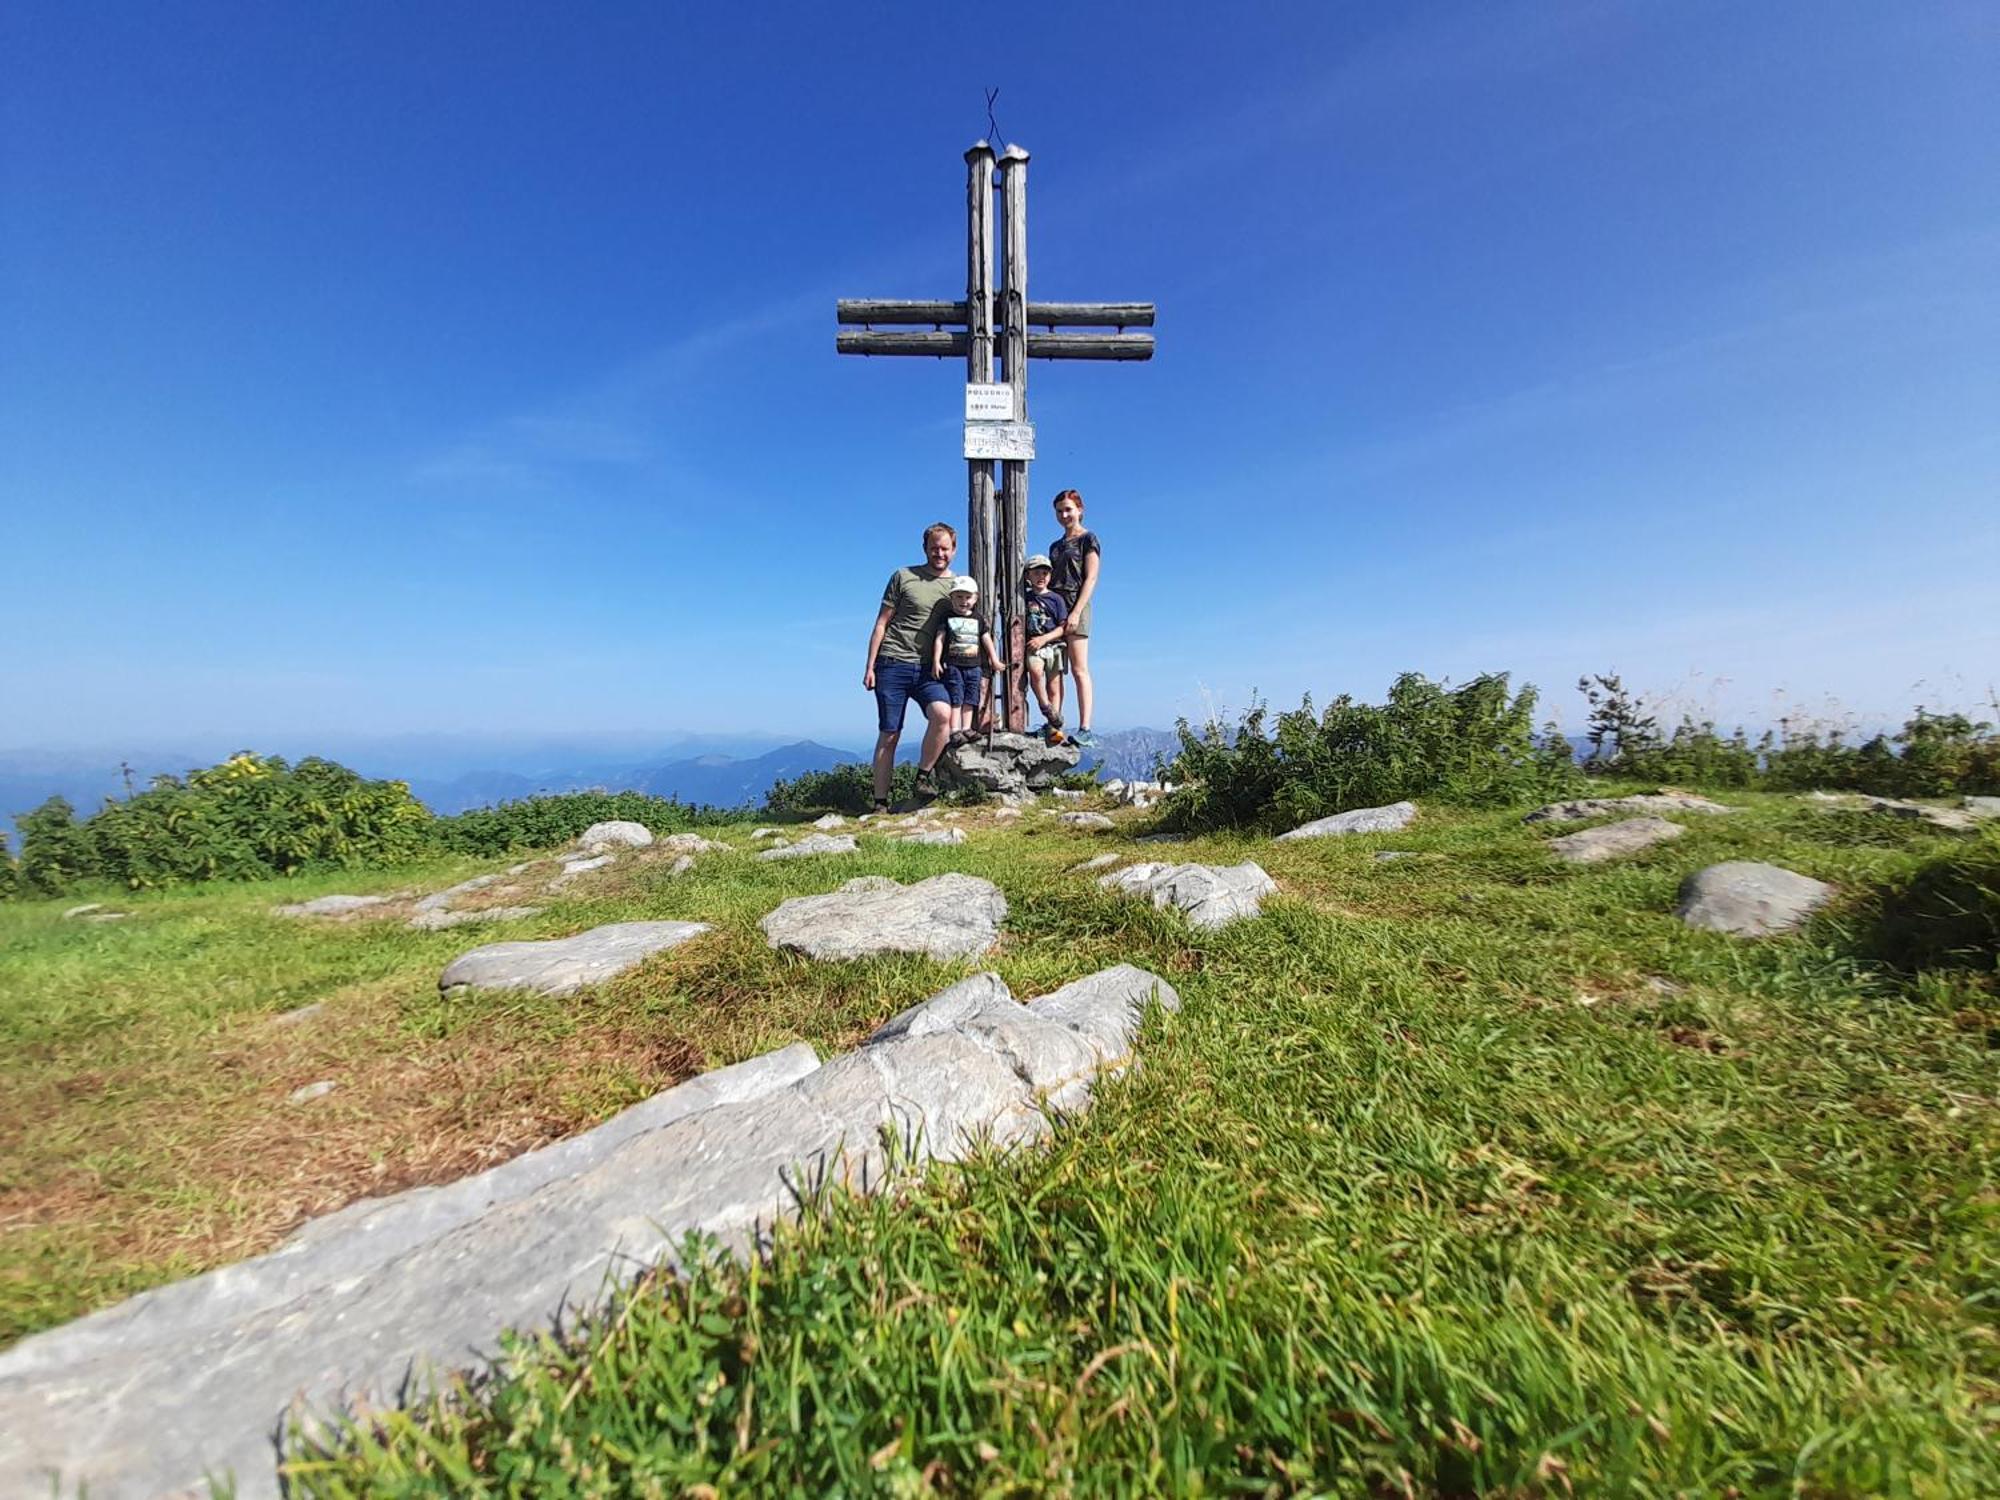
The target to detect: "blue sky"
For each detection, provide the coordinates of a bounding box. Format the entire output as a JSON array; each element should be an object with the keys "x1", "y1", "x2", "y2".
[{"x1": 5, "y1": 0, "x2": 1996, "y2": 751}]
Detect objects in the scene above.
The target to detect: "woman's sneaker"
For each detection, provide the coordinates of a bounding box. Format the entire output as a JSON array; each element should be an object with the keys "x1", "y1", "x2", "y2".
[{"x1": 1069, "y1": 729, "x2": 1095, "y2": 749}]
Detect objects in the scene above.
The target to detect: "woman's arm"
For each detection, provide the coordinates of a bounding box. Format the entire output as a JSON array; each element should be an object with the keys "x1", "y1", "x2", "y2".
[{"x1": 1066, "y1": 548, "x2": 1101, "y2": 632}]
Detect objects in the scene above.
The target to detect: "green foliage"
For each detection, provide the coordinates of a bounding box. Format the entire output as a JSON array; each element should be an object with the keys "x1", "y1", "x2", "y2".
[
  {"x1": 1577, "y1": 671, "x2": 1660, "y2": 765},
  {"x1": 1859, "y1": 843, "x2": 2000, "y2": 978},
  {"x1": 765, "y1": 762, "x2": 914, "y2": 815},
  {"x1": 0, "y1": 830, "x2": 20, "y2": 900},
  {"x1": 16, "y1": 797, "x2": 100, "y2": 895},
  {"x1": 1160, "y1": 672, "x2": 1579, "y2": 832},
  {"x1": 433, "y1": 790, "x2": 713, "y2": 857},
  {"x1": 1608, "y1": 717, "x2": 1762, "y2": 788},
  {"x1": 84, "y1": 754, "x2": 434, "y2": 891}
]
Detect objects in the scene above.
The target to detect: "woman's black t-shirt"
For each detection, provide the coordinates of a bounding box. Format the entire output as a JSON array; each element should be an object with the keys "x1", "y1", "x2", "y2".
[{"x1": 1048, "y1": 529, "x2": 1101, "y2": 604}]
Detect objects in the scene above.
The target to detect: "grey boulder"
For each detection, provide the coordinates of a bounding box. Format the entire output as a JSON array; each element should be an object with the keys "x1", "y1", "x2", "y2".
[
  {"x1": 438, "y1": 920, "x2": 710, "y2": 996},
  {"x1": 576, "y1": 820, "x2": 654, "y2": 852},
  {"x1": 1676, "y1": 861, "x2": 1834, "y2": 936},
  {"x1": 759, "y1": 874, "x2": 1005, "y2": 961},
  {"x1": 413, "y1": 874, "x2": 502, "y2": 914},
  {"x1": 1547, "y1": 816, "x2": 1685, "y2": 864},
  {"x1": 1275, "y1": 801, "x2": 1417, "y2": 840},
  {"x1": 1861, "y1": 797, "x2": 1983, "y2": 832},
  {"x1": 1099, "y1": 860, "x2": 1277, "y2": 929},
  {"x1": 1060, "y1": 811, "x2": 1116, "y2": 832},
  {"x1": 936, "y1": 732, "x2": 1080, "y2": 800}
]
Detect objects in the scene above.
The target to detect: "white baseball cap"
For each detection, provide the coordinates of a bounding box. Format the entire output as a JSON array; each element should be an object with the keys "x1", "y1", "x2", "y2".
[{"x1": 949, "y1": 575, "x2": 979, "y2": 597}]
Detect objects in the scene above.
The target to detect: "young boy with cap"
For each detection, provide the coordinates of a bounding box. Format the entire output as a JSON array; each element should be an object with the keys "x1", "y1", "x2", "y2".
[
  {"x1": 1022, "y1": 555, "x2": 1071, "y2": 744},
  {"x1": 930, "y1": 576, "x2": 1005, "y2": 746}
]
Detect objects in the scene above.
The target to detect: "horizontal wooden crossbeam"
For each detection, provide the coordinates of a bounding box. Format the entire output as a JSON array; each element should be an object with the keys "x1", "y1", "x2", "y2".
[
  {"x1": 837, "y1": 329, "x2": 1155, "y2": 361},
  {"x1": 836, "y1": 299, "x2": 1155, "y2": 329}
]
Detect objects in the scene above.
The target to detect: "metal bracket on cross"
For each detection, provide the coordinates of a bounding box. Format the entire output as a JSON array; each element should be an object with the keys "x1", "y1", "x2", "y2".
[{"x1": 835, "y1": 141, "x2": 1156, "y2": 732}]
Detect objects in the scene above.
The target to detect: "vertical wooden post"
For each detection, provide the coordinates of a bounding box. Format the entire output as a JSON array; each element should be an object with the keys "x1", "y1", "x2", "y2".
[
  {"x1": 964, "y1": 142, "x2": 997, "y2": 726},
  {"x1": 998, "y1": 143, "x2": 1031, "y2": 731}
]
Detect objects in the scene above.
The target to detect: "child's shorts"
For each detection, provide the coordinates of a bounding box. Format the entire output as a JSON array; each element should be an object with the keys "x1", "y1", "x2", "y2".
[
  {"x1": 942, "y1": 660, "x2": 985, "y2": 710},
  {"x1": 1030, "y1": 642, "x2": 1066, "y2": 676}
]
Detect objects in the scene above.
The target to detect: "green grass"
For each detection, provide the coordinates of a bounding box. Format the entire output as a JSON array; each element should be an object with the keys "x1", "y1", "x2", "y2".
[{"x1": 6, "y1": 793, "x2": 1998, "y2": 1494}]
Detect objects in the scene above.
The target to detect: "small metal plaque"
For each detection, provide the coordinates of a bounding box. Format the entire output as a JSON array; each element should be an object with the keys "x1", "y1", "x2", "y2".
[
  {"x1": 964, "y1": 383, "x2": 1015, "y2": 422},
  {"x1": 963, "y1": 421, "x2": 1035, "y2": 460}
]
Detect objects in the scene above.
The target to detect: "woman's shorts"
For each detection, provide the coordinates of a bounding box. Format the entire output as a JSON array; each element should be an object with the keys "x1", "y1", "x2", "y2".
[
  {"x1": 873, "y1": 656, "x2": 951, "y2": 734},
  {"x1": 1064, "y1": 598, "x2": 1092, "y2": 639},
  {"x1": 942, "y1": 660, "x2": 985, "y2": 710}
]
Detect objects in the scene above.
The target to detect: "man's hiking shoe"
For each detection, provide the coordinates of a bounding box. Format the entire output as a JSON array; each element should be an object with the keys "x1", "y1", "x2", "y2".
[
  {"x1": 913, "y1": 768, "x2": 939, "y2": 800},
  {"x1": 872, "y1": 798, "x2": 891, "y2": 815}
]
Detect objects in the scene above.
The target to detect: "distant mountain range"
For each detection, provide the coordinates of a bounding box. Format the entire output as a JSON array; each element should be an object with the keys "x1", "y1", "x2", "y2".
[{"x1": 0, "y1": 728, "x2": 1187, "y2": 839}]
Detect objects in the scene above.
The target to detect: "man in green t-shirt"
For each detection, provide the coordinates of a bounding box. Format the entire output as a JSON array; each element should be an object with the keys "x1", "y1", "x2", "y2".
[{"x1": 861, "y1": 521, "x2": 959, "y2": 811}]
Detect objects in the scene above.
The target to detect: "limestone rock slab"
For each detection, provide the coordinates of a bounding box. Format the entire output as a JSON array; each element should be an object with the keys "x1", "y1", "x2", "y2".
[
  {"x1": 756, "y1": 833, "x2": 859, "y2": 861},
  {"x1": 1676, "y1": 861, "x2": 1834, "y2": 936},
  {"x1": 1523, "y1": 793, "x2": 1734, "y2": 824},
  {"x1": 438, "y1": 920, "x2": 709, "y2": 996},
  {"x1": 274, "y1": 893, "x2": 390, "y2": 918},
  {"x1": 1276, "y1": 801, "x2": 1417, "y2": 840},
  {"x1": 897, "y1": 827, "x2": 967, "y2": 846},
  {"x1": 1060, "y1": 811, "x2": 1116, "y2": 831},
  {"x1": 1099, "y1": 860, "x2": 1277, "y2": 929},
  {"x1": 1547, "y1": 816, "x2": 1685, "y2": 864},
  {"x1": 409, "y1": 904, "x2": 543, "y2": 932},
  {"x1": 760, "y1": 874, "x2": 1004, "y2": 961}
]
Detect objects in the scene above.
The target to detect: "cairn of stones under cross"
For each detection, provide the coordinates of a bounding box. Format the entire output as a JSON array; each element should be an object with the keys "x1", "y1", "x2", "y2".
[{"x1": 836, "y1": 141, "x2": 1155, "y2": 731}]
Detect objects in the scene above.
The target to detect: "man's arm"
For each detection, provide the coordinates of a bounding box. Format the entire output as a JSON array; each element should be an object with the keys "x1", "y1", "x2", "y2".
[{"x1": 863, "y1": 601, "x2": 893, "y2": 690}]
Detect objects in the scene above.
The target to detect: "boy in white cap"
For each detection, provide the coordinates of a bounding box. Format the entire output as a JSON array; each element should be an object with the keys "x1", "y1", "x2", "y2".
[
  {"x1": 930, "y1": 575, "x2": 1004, "y2": 746},
  {"x1": 1023, "y1": 554, "x2": 1072, "y2": 744}
]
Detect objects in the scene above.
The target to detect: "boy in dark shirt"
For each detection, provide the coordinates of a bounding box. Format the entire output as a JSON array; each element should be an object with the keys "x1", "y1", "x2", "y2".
[{"x1": 1022, "y1": 554, "x2": 1071, "y2": 744}]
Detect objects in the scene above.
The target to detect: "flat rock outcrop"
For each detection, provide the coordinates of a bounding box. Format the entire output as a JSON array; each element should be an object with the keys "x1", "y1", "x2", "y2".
[
  {"x1": 1523, "y1": 793, "x2": 1734, "y2": 824},
  {"x1": 1860, "y1": 797, "x2": 1983, "y2": 832},
  {"x1": 438, "y1": 920, "x2": 710, "y2": 997},
  {"x1": 659, "y1": 833, "x2": 734, "y2": 854},
  {"x1": 1676, "y1": 861, "x2": 1834, "y2": 936},
  {"x1": 409, "y1": 904, "x2": 543, "y2": 932},
  {"x1": 1275, "y1": 801, "x2": 1417, "y2": 840},
  {"x1": 756, "y1": 833, "x2": 859, "y2": 861},
  {"x1": 1547, "y1": 816, "x2": 1685, "y2": 864},
  {"x1": 759, "y1": 874, "x2": 1004, "y2": 961},
  {"x1": 0, "y1": 966, "x2": 1175, "y2": 1499},
  {"x1": 1099, "y1": 860, "x2": 1277, "y2": 930}
]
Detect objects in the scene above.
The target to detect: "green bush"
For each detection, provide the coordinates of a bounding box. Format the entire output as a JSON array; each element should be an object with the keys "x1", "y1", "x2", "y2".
[
  {"x1": 16, "y1": 797, "x2": 102, "y2": 895},
  {"x1": 1857, "y1": 843, "x2": 2000, "y2": 978},
  {"x1": 1160, "y1": 672, "x2": 1579, "y2": 833},
  {"x1": 433, "y1": 790, "x2": 715, "y2": 857},
  {"x1": 0, "y1": 832, "x2": 15, "y2": 899},
  {"x1": 766, "y1": 763, "x2": 915, "y2": 816}
]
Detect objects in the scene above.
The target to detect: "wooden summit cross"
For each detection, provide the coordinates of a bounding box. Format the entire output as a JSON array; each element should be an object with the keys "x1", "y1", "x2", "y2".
[{"x1": 837, "y1": 141, "x2": 1155, "y2": 732}]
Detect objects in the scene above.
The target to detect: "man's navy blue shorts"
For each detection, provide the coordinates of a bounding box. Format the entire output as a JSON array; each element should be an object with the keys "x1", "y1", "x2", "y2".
[
  {"x1": 941, "y1": 660, "x2": 984, "y2": 711},
  {"x1": 874, "y1": 657, "x2": 950, "y2": 734}
]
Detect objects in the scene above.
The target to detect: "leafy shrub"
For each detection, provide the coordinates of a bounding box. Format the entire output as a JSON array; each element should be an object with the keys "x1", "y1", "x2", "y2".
[
  {"x1": 1160, "y1": 672, "x2": 1579, "y2": 833},
  {"x1": 0, "y1": 832, "x2": 15, "y2": 899},
  {"x1": 16, "y1": 797, "x2": 102, "y2": 895},
  {"x1": 1611, "y1": 719, "x2": 1762, "y2": 788},
  {"x1": 1856, "y1": 844, "x2": 2000, "y2": 978},
  {"x1": 434, "y1": 790, "x2": 714, "y2": 857},
  {"x1": 84, "y1": 754, "x2": 435, "y2": 889},
  {"x1": 766, "y1": 763, "x2": 915, "y2": 816}
]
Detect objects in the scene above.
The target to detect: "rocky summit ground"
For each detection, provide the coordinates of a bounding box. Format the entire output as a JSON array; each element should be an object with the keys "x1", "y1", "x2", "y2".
[{"x1": 0, "y1": 787, "x2": 1994, "y2": 1496}]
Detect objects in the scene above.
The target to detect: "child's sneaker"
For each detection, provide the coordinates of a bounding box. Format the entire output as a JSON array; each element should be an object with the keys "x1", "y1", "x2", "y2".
[{"x1": 1042, "y1": 722, "x2": 1066, "y2": 746}]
